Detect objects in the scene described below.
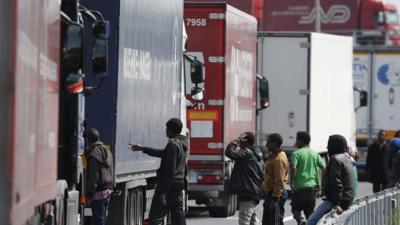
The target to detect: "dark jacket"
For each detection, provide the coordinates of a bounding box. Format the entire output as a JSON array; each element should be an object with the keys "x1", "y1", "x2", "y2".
[
  {"x1": 387, "y1": 138, "x2": 400, "y2": 187},
  {"x1": 142, "y1": 135, "x2": 188, "y2": 194},
  {"x1": 85, "y1": 141, "x2": 114, "y2": 198},
  {"x1": 366, "y1": 142, "x2": 388, "y2": 182},
  {"x1": 323, "y1": 135, "x2": 355, "y2": 209},
  {"x1": 225, "y1": 141, "x2": 264, "y2": 201},
  {"x1": 323, "y1": 153, "x2": 355, "y2": 209}
]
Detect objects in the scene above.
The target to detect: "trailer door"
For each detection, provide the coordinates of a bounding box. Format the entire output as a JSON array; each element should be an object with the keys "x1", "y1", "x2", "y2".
[{"x1": 257, "y1": 35, "x2": 309, "y2": 148}]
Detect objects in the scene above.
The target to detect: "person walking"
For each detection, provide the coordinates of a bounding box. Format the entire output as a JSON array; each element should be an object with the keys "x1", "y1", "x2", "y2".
[
  {"x1": 262, "y1": 133, "x2": 289, "y2": 225},
  {"x1": 366, "y1": 130, "x2": 388, "y2": 192},
  {"x1": 130, "y1": 118, "x2": 188, "y2": 225},
  {"x1": 290, "y1": 131, "x2": 325, "y2": 225},
  {"x1": 307, "y1": 135, "x2": 355, "y2": 225},
  {"x1": 225, "y1": 132, "x2": 264, "y2": 225},
  {"x1": 85, "y1": 128, "x2": 114, "y2": 225}
]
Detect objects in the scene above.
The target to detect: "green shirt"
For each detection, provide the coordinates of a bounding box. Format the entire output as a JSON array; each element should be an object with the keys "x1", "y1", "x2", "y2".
[{"x1": 291, "y1": 147, "x2": 325, "y2": 189}]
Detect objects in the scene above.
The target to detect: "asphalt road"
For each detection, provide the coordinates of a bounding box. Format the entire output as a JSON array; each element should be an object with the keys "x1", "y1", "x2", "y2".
[{"x1": 186, "y1": 182, "x2": 373, "y2": 225}]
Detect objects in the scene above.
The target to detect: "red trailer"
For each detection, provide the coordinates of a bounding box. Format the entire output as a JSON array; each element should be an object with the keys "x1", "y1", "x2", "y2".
[
  {"x1": 184, "y1": 2, "x2": 258, "y2": 217},
  {"x1": 187, "y1": 0, "x2": 400, "y2": 45},
  {"x1": 0, "y1": 0, "x2": 60, "y2": 225}
]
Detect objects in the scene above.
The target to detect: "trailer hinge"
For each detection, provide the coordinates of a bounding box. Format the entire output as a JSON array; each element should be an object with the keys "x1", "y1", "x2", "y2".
[
  {"x1": 208, "y1": 99, "x2": 224, "y2": 106},
  {"x1": 208, "y1": 143, "x2": 224, "y2": 149},
  {"x1": 209, "y1": 13, "x2": 225, "y2": 20},
  {"x1": 208, "y1": 56, "x2": 225, "y2": 63},
  {"x1": 300, "y1": 42, "x2": 310, "y2": 48},
  {"x1": 299, "y1": 89, "x2": 310, "y2": 95}
]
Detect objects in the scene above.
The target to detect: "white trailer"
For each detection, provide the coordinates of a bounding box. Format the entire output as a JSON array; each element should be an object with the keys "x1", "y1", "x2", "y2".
[
  {"x1": 354, "y1": 48, "x2": 400, "y2": 143},
  {"x1": 353, "y1": 48, "x2": 400, "y2": 175},
  {"x1": 257, "y1": 32, "x2": 357, "y2": 157}
]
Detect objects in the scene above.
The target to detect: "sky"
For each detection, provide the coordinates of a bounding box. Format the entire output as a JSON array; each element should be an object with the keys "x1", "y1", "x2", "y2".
[{"x1": 388, "y1": 0, "x2": 400, "y2": 11}]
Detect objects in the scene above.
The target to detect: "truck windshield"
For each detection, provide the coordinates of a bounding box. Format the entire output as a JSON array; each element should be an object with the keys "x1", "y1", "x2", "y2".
[{"x1": 385, "y1": 11, "x2": 399, "y2": 24}]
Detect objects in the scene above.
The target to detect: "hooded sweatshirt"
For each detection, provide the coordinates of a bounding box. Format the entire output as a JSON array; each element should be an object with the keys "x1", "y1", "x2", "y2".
[
  {"x1": 323, "y1": 135, "x2": 355, "y2": 209},
  {"x1": 85, "y1": 141, "x2": 114, "y2": 198},
  {"x1": 142, "y1": 135, "x2": 188, "y2": 194}
]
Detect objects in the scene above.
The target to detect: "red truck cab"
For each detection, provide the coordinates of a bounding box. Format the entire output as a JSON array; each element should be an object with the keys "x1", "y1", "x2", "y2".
[{"x1": 360, "y1": 0, "x2": 400, "y2": 45}]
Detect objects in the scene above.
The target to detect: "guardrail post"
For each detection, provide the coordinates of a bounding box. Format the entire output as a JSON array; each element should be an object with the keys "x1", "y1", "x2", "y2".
[{"x1": 392, "y1": 198, "x2": 397, "y2": 225}]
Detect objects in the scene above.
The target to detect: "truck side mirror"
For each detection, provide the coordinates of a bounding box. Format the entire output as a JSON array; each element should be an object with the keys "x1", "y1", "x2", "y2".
[
  {"x1": 259, "y1": 78, "x2": 270, "y2": 109},
  {"x1": 62, "y1": 24, "x2": 83, "y2": 71},
  {"x1": 359, "y1": 90, "x2": 368, "y2": 107},
  {"x1": 191, "y1": 86, "x2": 204, "y2": 101},
  {"x1": 65, "y1": 73, "x2": 84, "y2": 94},
  {"x1": 190, "y1": 58, "x2": 204, "y2": 84},
  {"x1": 92, "y1": 38, "x2": 108, "y2": 77}
]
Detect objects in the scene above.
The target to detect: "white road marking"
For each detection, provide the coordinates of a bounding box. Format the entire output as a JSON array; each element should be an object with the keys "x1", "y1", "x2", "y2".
[{"x1": 226, "y1": 215, "x2": 294, "y2": 222}]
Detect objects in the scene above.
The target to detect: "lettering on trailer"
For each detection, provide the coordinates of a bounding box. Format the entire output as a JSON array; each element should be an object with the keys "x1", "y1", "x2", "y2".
[
  {"x1": 230, "y1": 47, "x2": 253, "y2": 122},
  {"x1": 299, "y1": 5, "x2": 351, "y2": 24},
  {"x1": 353, "y1": 55, "x2": 370, "y2": 91},
  {"x1": 185, "y1": 18, "x2": 207, "y2": 27},
  {"x1": 270, "y1": 5, "x2": 351, "y2": 25},
  {"x1": 123, "y1": 48, "x2": 152, "y2": 80},
  {"x1": 40, "y1": 54, "x2": 58, "y2": 82}
]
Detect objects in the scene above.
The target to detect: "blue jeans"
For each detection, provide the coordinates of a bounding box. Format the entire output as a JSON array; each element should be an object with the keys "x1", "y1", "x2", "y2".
[
  {"x1": 91, "y1": 197, "x2": 110, "y2": 225},
  {"x1": 307, "y1": 200, "x2": 333, "y2": 225}
]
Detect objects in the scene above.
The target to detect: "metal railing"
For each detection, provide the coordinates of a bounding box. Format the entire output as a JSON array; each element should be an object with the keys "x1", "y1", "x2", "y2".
[{"x1": 317, "y1": 187, "x2": 400, "y2": 225}]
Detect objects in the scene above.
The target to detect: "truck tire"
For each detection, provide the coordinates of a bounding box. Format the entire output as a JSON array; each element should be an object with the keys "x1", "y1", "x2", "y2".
[
  {"x1": 56, "y1": 181, "x2": 68, "y2": 225},
  {"x1": 208, "y1": 194, "x2": 236, "y2": 217},
  {"x1": 228, "y1": 195, "x2": 237, "y2": 216}
]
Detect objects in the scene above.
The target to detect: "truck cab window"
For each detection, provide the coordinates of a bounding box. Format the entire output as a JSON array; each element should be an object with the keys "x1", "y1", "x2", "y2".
[
  {"x1": 385, "y1": 11, "x2": 399, "y2": 24},
  {"x1": 374, "y1": 11, "x2": 385, "y2": 25}
]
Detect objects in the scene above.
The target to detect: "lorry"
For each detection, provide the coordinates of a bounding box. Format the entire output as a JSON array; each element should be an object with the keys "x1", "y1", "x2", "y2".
[
  {"x1": 260, "y1": 0, "x2": 400, "y2": 46},
  {"x1": 191, "y1": 0, "x2": 400, "y2": 46},
  {"x1": 82, "y1": 0, "x2": 203, "y2": 224},
  {"x1": 1, "y1": 0, "x2": 204, "y2": 224},
  {"x1": 257, "y1": 32, "x2": 361, "y2": 158},
  {"x1": 353, "y1": 47, "x2": 400, "y2": 176},
  {"x1": 184, "y1": 2, "x2": 269, "y2": 218},
  {"x1": 0, "y1": 1, "x2": 61, "y2": 224},
  {"x1": 0, "y1": 0, "x2": 113, "y2": 224}
]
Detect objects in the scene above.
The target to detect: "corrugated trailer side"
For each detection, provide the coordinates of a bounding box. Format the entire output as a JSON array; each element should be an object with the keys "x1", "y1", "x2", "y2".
[
  {"x1": 224, "y1": 5, "x2": 257, "y2": 151},
  {"x1": 84, "y1": 0, "x2": 183, "y2": 223},
  {"x1": 85, "y1": 0, "x2": 183, "y2": 183},
  {"x1": 0, "y1": 1, "x2": 60, "y2": 225}
]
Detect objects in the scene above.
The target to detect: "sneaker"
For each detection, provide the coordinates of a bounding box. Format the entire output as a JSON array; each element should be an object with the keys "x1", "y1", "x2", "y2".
[{"x1": 299, "y1": 219, "x2": 307, "y2": 225}]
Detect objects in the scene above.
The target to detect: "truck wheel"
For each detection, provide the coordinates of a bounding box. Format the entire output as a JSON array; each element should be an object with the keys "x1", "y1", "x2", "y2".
[
  {"x1": 209, "y1": 194, "x2": 236, "y2": 217},
  {"x1": 126, "y1": 188, "x2": 143, "y2": 225},
  {"x1": 228, "y1": 195, "x2": 237, "y2": 216}
]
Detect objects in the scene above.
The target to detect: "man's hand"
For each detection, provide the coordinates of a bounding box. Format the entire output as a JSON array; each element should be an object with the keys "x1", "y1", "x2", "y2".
[
  {"x1": 160, "y1": 194, "x2": 167, "y2": 205},
  {"x1": 333, "y1": 205, "x2": 343, "y2": 215},
  {"x1": 129, "y1": 144, "x2": 142, "y2": 152}
]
